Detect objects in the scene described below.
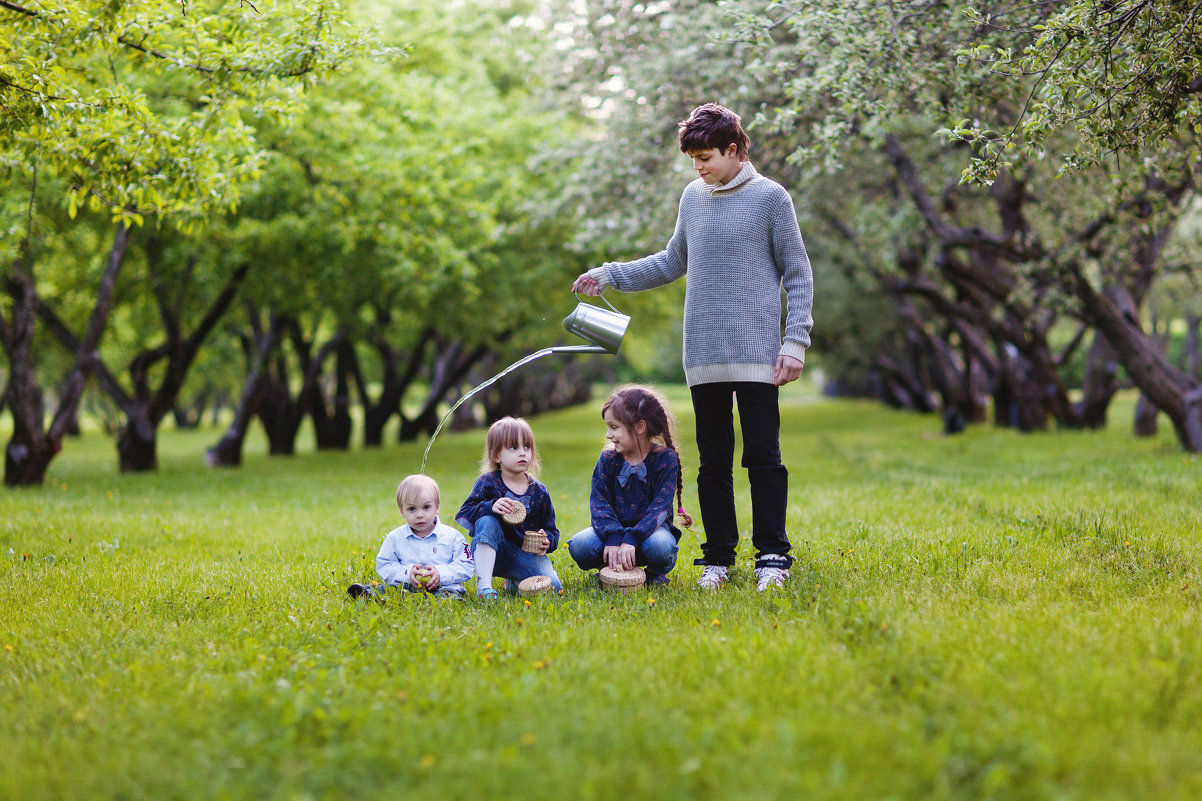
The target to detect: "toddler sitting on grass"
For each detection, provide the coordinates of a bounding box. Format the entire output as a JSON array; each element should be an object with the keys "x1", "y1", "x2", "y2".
[{"x1": 348, "y1": 474, "x2": 474, "y2": 600}]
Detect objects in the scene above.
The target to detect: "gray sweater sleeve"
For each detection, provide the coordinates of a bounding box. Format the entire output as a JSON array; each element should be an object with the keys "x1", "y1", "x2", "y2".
[
  {"x1": 771, "y1": 191, "x2": 814, "y2": 359},
  {"x1": 590, "y1": 195, "x2": 689, "y2": 292}
]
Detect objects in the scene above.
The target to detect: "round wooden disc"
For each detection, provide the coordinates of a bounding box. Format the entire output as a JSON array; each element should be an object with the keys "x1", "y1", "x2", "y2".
[
  {"x1": 501, "y1": 504, "x2": 527, "y2": 525},
  {"x1": 517, "y1": 575, "x2": 552, "y2": 595},
  {"x1": 599, "y1": 566, "x2": 646, "y2": 589}
]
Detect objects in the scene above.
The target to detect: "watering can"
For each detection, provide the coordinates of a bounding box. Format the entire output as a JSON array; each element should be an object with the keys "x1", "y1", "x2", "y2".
[{"x1": 557, "y1": 292, "x2": 630, "y2": 355}]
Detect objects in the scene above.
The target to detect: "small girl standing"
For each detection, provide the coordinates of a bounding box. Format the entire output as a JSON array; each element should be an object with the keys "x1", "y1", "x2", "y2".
[
  {"x1": 568, "y1": 385, "x2": 692, "y2": 586},
  {"x1": 455, "y1": 416, "x2": 562, "y2": 598}
]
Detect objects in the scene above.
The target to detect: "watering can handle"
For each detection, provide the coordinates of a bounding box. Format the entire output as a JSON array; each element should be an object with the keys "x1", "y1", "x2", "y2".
[{"x1": 574, "y1": 290, "x2": 622, "y2": 315}]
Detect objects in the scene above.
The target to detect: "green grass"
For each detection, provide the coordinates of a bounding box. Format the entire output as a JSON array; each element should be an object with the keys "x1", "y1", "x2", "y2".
[{"x1": 2, "y1": 388, "x2": 1201, "y2": 800}]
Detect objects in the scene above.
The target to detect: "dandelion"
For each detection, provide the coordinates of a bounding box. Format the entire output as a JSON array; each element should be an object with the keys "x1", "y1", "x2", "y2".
[
  {"x1": 420, "y1": 754, "x2": 436, "y2": 768},
  {"x1": 533, "y1": 660, "x2": 546, "y2": 669},
  {"x1": 710, "y1": 618, "x2": 721, "y2": 627},
  {"x1": 4, "y1": 644, "x2": 13, "y2": 652},
  {"x1": 647, "y1": 598, "x2": 657, "y2": 607},
  {"x1": 523, "y1": 599, "x2": 531, "y2": 607},
  {"x1": 520, "y1": 733, "x2": 537, "y2": 746}
]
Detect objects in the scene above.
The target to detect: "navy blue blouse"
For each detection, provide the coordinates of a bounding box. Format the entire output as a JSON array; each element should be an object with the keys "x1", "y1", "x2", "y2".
[
  {"x1": 455, "y1": 471, "x2": 560, "y2": 553},
  {"x1": 590, "y1": 447, "x2": 682, "y2": 548}
]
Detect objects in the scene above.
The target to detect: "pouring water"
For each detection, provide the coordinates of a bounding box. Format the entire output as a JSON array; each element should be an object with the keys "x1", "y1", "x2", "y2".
[{"x1": 419, "y1": 293, "x2": 629, "y2": 473}]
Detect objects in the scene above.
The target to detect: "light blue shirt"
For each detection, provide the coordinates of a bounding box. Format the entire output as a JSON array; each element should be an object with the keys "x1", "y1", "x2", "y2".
[{"x1": 376, "y1": 518, "x2": 474, "y2": 594}]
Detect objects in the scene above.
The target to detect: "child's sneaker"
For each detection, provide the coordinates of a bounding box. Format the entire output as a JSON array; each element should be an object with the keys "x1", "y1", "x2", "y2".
[
  {"x1": 755, "y1": 566, "x2": 789, "y2": 592},
  {"x1": 645, "y1": 572, "x2": 670, "y2": 587},
  {"x1": 501, "y1": 578, "x2": 514, "y2": 594},
  {"x1": 476, "y1": 587, "x2": 498, "y2": 600},
  {"x1": 697, "y1": 565, "x2": 728, "y2": 589},
  {"x1": 347, "y1": 583, "x2": 384, "y2": 602}
]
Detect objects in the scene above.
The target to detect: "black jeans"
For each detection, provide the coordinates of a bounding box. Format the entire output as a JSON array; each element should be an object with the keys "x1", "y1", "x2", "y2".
[{"x1": 690, "y1": 382, "x2": 792, "y2": 569}]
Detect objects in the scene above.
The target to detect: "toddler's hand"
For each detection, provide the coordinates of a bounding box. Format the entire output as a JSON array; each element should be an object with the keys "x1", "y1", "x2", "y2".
[
  {"x1": 532, "y1": 529, "x2": 550, "y2": 556},
  {"x1": 408, "y1": 564, "x2": 427, "y2": 588},
  {"x1": 423, "y1": 566, "x2": 441, "y2": 591},
  {"x1": 491, "y1": 497, "x2": 517, "y2": 515}
]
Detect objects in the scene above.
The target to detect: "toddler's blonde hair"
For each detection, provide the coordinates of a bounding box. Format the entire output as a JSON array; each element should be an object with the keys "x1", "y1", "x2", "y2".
[{"x1": 396, "y1": 474, "x2": 440, "y2": 510}]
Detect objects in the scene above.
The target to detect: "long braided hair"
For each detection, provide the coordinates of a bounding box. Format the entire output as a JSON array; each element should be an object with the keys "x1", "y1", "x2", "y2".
[{"x1": 601, "y1": 385, "x2": 693, "y2": 528}]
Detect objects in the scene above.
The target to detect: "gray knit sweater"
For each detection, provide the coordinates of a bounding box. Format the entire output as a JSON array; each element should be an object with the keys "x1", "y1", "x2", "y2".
[{"x1": 589, "y1": 162, "x2": 814, "y2": 387}]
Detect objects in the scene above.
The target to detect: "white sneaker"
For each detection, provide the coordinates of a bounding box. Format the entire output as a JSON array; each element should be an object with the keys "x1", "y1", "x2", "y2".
[
  {"x1": 755, "y1": 566, "x2": 789, "y2": 592},
  {"x1": 697, "y1": 565, "x2": 729, "y2": 589}
]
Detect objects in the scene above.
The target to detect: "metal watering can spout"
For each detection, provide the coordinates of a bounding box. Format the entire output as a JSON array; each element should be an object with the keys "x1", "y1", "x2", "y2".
[{"x1": 561, "y1": 291, "x2": 630, "y2": 354}]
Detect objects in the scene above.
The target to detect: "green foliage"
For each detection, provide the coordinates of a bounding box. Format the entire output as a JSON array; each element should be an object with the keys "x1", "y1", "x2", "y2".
[
  {"x1": 3, "y1": 390, "x2": 1202, "y2": 798},
  {"x1": 951, "y1": 1, "x2": 1202, "y2": 180},
  {"x1": 1, "y1": 0, "x2": 388, "y2": 228},
  {"x1": 722, "y1": 0, "x2": 1201, "y2": 183}
]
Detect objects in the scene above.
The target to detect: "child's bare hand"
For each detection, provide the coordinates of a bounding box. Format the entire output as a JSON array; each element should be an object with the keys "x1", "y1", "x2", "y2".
[
  {"x1": 422, "y1": 566, "x2": 441, "y2": 590},
  {"x1": 773, "y1": 354, "x2": 804, "y2": 386},
  {"x1": 532, "y1": 529, "x2": 550, "y2": 555},
  {"x1": 572, "y1": 273, "x2": 601, "y2": 295},
  {"x1": 491, "y1": 497, "x2": 518, "y2": 515},
  {"x1": 604, "y1": 543, "x2": 636, "y2": 571},
  {"x1": 408, "y1": 564, "x2": 427, "y2": 588}
]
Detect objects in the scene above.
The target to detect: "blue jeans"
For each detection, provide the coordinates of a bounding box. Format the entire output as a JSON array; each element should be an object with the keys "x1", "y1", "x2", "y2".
[
  {"x1": 470, "y1": 516, "x2": 562, "y2": 590},
  {"x1": 567, "y1": 526, "x2": 678, "y2": 575}
]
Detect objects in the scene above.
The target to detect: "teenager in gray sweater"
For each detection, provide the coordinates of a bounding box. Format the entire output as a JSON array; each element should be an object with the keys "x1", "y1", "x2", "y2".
[{"x1": 572, "y1": 103, "x2": 814, "y2": 591}]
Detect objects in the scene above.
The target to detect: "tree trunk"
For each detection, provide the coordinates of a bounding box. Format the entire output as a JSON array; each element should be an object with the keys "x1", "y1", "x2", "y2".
[
  {"x1": 4, "y1": 223, "x2": 128, "y2": 486},
  {"x1": 1133, "y1": 392, "x2": 1159, "y2": 437},
  {"x1": 1068, "y1": 266, "x2": 1202, "y2": 451},
  {"x1": 312, "y1": 339, "x2": 353, "y2": 451},
  {"x1": 1185, "y1": 313, "x2": 1200, "y2": 379},
  {"x1": 1076, "y1": 331, "x2": 1119, "y2": 429},
  {"x1": 397, "y1": 336, "x2": 504, "y2": 442},
  {"x1": 207, "y1": 310, "x2": 281, "y2": 467},
  {"x1": 117, "y1": 410, "x2": 158, "y2": 471}
]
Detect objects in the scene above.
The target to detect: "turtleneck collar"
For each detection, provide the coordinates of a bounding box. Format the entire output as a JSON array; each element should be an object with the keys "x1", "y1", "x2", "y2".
[{"x1": 705, "y1": 161, "x2": 758, "y2": 196}]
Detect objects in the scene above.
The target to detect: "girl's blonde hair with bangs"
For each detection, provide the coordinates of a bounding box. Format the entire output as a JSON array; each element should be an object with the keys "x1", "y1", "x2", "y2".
[{"x1": 480, "y1": 416, "x2": 540, "y2": 477}]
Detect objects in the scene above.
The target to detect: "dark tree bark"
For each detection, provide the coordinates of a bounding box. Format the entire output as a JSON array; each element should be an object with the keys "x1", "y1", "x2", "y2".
[
  {"x1": 1133, "y1": 392, "x2": 1160, "y2": 437},
  {"x1": 4, "y1": 223, "x2": 128, "y2": 487},
  {"x1": 351, "y1": 324, "x2": 436, "y2": 447},
  {"x1": 1066, "y1": 263, "x2": 1202, "y2": 451},
  {"x1": 396, "y1": 332, "x2": 513, "y2": 442},
  {"x1": 1184, "y1": 313, "x2": 1200, "y2": 379},
  {"x1": 312, "y1": 338, "x2": 354, "y2": 450},
  {"x1": 207, "y1": 307, "x2": 283, "y2": 467},
  {"x1": 37, "y1": 238, "x2": 248, "y2": 471},
  {"x1": 1075, "y1": 331, "x2": 1120, "y2": 429}
]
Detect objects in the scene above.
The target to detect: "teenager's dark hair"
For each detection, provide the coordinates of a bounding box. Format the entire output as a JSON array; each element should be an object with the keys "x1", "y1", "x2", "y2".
[
  {"x1": 601, "y1": 385, "x2": 693, "y2": 528},
  {"x1": 678, "y1": 103, "x2": 750, "y2": 160}
]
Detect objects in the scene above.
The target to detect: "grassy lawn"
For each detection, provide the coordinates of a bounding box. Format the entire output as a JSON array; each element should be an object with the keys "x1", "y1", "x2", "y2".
[{"x1": 2, "y1": 387, "x2": 1200, "y2": 800}]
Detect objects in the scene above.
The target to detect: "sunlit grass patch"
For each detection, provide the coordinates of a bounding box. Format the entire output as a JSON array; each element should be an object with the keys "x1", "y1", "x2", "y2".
[{"x1": 2, "y1": 390, "x2": 1201, "y2": 799}]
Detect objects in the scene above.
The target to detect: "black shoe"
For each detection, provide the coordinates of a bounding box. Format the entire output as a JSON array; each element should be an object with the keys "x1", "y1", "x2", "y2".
[{"x1": 347, "y1": 583, "x2": 371, "y2": 599}]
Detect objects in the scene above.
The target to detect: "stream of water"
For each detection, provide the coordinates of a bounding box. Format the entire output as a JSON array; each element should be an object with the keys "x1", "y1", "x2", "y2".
[{"x1": 419, "y1": 347, "x2": 565, "y2": 475}]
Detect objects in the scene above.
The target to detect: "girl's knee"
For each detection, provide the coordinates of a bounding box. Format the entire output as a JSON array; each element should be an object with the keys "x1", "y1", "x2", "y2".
[
  {"x1": 568, "y1": 527, "x2": 602, "y2": 568},
  {"x1": 642, "y1": 528, "x2": 679, "y2": 572},
  {"x1": 470, "y1": 515, "x2": 504, "y2": 552}
]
